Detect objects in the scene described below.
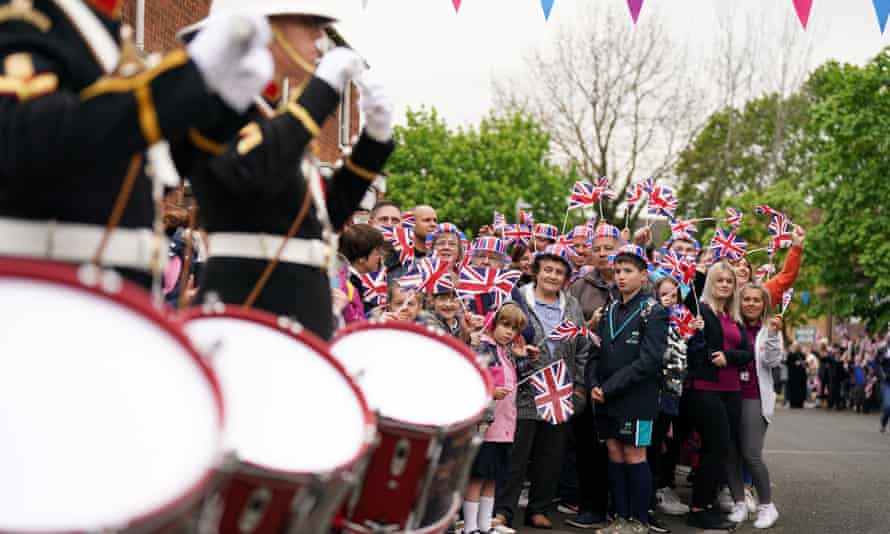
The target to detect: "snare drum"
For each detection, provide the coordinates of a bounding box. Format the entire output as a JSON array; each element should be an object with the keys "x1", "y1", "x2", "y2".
[
  {"x1": 330, "y1": 322, "x2": 493, "y2": 534},
  {"x1": 0, "y1": 259, "x2": 224, "y2": 533},
  {"x1": 180, "y1": 306, "x2": 375, "y2": 534}
]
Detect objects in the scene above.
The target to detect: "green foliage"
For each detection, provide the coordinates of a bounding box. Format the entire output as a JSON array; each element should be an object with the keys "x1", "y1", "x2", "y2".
[
  {"x1": 805, "y1": 52, "x2": 890, "y2": 331},
  {"x1": 675, "y1": 93, "x2": 813, "y2": 219},
  {"x1": 385, "y1": 107, "x2": 575, "y2": 236}
]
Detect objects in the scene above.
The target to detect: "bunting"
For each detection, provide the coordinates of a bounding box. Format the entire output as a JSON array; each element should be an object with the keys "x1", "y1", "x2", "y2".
[
  {"x1": 541, "y1": 0, "x2": 555, "y2": 20},
  {"x1": 452, "y1": 0, "x2": 461, "y2": 13},
  {"x1": 875, "y1": 0, "x2": 890, "y2": 32},
  {"x1": 792, "y1": 0, "x2": 812, "y2": 29},
  {"x1": 628, "y1": 0, "x2": 645, "y2": 24}
]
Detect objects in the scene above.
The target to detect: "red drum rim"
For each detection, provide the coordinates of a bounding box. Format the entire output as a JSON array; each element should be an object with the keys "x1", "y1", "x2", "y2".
[
  {"x1": 176, "y1": 304, "x2": 377, "y2": 478},
  {"x1": 331, "y1": 320, "x2": 495, "y2": 434},
  {"x1": 0, "y1": 258, "x2": 225, "y2": 534}
]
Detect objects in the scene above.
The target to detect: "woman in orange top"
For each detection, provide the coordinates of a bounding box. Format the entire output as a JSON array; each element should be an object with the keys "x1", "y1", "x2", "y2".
[{"x1": 731, "y1": 226, "x2": 806, "y2": 308}]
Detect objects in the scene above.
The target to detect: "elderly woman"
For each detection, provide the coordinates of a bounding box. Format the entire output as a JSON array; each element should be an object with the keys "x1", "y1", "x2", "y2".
[
  {"x1": 495, "y1": 245, "x2": 595, "y2": 530},
  {"x1": 425, "y1": 222, "x2": 468, "y2": 272}
]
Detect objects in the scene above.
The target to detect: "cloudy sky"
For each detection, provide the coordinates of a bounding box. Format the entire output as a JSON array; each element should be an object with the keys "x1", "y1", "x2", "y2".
[{"x1": 339, "y1": 0, "x2": 890, "y2": 127}]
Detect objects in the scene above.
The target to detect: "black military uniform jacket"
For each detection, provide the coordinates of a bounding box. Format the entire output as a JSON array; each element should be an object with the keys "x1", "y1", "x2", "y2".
[
  {"x1": 0, "y1": 0, "x2": 229, "y2": 286},
  {"x1": 586, "y1": 290, "x2": 668, "y2": 421},
  {"x1": 187, "y1": 75, "x2": 394, "y2": 339}
]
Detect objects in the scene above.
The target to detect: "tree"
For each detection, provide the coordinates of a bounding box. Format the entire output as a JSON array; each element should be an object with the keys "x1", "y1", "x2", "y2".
[
  {"x1": 805, "y1": 52, "x2": 890, "y2": 330},
  {"x1": 385, "y1": 107, "x2": 576, "y2": 234},
  {"x1": 675, "y1": 93, "x2": 813, "y2": 218},
  {"x1": 492, "y1": 1, "x2": 703, "y2": 225}
]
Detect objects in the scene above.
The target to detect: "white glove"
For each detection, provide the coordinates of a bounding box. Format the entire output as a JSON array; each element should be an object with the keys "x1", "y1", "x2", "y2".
[
  {"x1": 188, "y1": 14, "x2": 273, "y2": 112},
  {"x1": 356, "y1": 72, "x2": 393, "y2": 142},
  {"x1": 314, "y1": 47, "x2": 365, "y2": 94}
]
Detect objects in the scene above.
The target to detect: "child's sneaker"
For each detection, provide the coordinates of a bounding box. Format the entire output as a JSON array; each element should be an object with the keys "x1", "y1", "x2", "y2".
[
  {"x1": 626, "y1": 519, "x2": 650, "y2": 534},
  {"x1": 717, "y1": 487, "x2": 734, "y2": 512},
  {"x1": 595, "y1": 517, "x2": 629, "y2": 534},
  {"x1": 728, "y1": 502, "x2": 747, "y2": 523},
  {"x1": 655, "y1": 487, "x2": 689, "y2": 516},
  {"x1": 753, "y1": 503, "x2": 779, "y2": 529}
]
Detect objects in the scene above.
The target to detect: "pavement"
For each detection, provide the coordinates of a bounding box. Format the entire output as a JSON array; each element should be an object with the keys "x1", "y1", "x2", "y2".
[{"x1": 517, "y1": 405, "x2": 890, "y2": 534}]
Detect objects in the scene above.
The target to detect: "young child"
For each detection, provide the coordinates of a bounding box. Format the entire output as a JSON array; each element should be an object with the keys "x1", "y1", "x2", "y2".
[
  {"x1": 587, "y1": 245, "x2": 669, "y2": 534},
  {"x1": 463, "y1": 303, "x2": 534, "y2": 534},
  {"x1": 378, "y1": 280, "x2": 435, "y2": 326}
]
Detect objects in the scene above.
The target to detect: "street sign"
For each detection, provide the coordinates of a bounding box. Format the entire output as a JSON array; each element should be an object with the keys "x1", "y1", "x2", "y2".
[{"x1": 795, "y1": 327, "x2": 817, "y2": 345}]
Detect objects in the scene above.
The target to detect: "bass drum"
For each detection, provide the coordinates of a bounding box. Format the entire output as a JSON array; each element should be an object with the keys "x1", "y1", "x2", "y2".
[
  {"x1": 330, "y1": 321, "x2": 493, "y2": 534},
  {"x1": 0, "y1": 259, "x2": 225, "y2": 533},
  {"x1": 180, "y1": 305, "x2": 376, "y2": 534}
]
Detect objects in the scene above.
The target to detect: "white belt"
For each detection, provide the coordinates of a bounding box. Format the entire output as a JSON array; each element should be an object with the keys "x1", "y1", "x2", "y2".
[
  {"x1": 0, "y1": 217, "x2": 161, "y2": 271},
  {"x1": 207, "y1": 232, "x2": 330, "y2": 268}
]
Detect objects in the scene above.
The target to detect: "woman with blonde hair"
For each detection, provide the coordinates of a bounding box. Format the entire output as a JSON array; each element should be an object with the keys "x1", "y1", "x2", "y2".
[
  {"x1": 686, "y1": 261, "x2": 753, "y2": 531},
  {"x1": 725, "y1": 282, "x2": 784, "y2": 529}
]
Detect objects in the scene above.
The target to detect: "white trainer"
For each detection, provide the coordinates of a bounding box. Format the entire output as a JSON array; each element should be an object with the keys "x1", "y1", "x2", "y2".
[
  {"x1": 728, "y1": 502, "x2": 748, "y2": 523},
  {"x1": 753, "y1": 503, "x2": 779, "y2": 529},
  {"x1": 655, "y1": 487, "x2": 690, "y2": 516}
]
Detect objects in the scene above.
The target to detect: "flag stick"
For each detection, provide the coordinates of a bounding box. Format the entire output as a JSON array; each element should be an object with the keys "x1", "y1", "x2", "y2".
[
  {"x1": 599, "y1": 199, "x2": 606, "y2": 225},
  {"x1": 561, "y1": 207, "x2": 571, "y2": 235},
  {"x1": 692, "y1": 283, "x2": 701, "y2": 317}
]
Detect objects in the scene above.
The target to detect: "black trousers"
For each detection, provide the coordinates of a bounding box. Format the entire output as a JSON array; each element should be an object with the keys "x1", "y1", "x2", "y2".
[
  {"x1": 573, "y1": 404, "x2": 610, "y2": 515},
  {"x1": 495, "y1": 419, "x2": 568, "y2": 524},
  {"x1": 659, "y1": 389, "x2": 694, "y2": 489},
  {"x1": 689, "y1": 389, "x2": 742, "y2": 509}
]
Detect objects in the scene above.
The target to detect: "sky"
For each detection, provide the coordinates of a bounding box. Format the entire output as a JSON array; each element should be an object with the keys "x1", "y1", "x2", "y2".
[{"x1": 338, "y1": 0, "x2": 890, "y2": 127}]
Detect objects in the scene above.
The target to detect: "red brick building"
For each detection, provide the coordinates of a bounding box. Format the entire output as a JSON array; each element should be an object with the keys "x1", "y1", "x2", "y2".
[{"x1": 119, "y1": 0, "x2": 360, "y2": 164}]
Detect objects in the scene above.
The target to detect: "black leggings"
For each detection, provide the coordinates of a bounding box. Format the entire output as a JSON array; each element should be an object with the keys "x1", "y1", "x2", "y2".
[{"x1": 689, "y1": 389, "x2": 742, "y2": 509}]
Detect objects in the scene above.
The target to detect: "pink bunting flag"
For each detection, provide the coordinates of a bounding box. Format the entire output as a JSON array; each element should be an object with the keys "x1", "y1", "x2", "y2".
[
  {"x1": 627, "y1": 0, "x2": 644, "y2": 24},
  {"x1": 452, "y1": 0, "x2": 461, "y2": 13},
  {"x1": 792, "y1": 0, "x2": 812, "y2": 29},
  {"x1": 541, "y1": 0, "x2": 555, "y2": 20}
]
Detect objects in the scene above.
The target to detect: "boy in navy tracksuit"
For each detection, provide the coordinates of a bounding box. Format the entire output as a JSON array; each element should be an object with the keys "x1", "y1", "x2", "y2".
[{"x1": 587, "y1": 245, "x2": 668, "y2": 534}]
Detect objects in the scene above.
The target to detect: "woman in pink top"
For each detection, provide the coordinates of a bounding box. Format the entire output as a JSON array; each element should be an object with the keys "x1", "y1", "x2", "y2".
[{"x1": 463, "y1": 303, "x2": 536, "y2": 534}]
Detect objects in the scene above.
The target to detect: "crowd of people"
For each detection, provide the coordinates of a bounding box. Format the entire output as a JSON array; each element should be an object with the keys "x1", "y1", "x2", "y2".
[{"x1": 166, "y1": 194, "x2": 809, "y2": 534}]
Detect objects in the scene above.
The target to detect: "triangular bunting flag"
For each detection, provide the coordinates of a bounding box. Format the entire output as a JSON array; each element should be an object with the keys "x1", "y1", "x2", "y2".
[
  {"x1": 792, "y1": 0, "x2": 812, "y2": 29},
  {"x1": 541, "y1": 0, "x2": 555, "y2": 20},
  {"x1": 627, "y1": 0, "x2": 644, "y2": 24},
  {"x1": 874, "y1": 0, "x2": 890, "y2": 33},
  {"x1": 361, "y1": 0, "x2": 368, "y2": 8},
  {"x1": 452, "y1": 0, "x2": 461, "y2": 13}
]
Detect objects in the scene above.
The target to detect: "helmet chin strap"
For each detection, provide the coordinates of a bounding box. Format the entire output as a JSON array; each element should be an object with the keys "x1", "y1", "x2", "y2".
[{"x1": 271, "y1": 27, "x2": 318, "y2": 76}]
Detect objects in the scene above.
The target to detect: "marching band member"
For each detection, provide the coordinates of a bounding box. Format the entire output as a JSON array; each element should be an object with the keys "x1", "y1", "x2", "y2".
[
  {"x1": 183, "y1": 0, "x2": 394, "y2": 340},
  {"x1": 0, "y1": 0, "x2": 273, "y2": 288}
]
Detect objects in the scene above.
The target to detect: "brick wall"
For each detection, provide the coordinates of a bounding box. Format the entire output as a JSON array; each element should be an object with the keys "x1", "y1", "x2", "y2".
[{"x1": 119, "y1": 0, "x2": 359, "y2": 164}]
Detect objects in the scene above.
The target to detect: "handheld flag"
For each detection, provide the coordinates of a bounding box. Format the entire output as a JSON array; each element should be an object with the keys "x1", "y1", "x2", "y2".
[
  {"x1": 457, "y1": 266, "x2": 521, "y2": 309},
  {"x1": 670, "y1": 218, "x2": 697, "y2": 236},
  {"x1": 755, "y1": 264, "x2": 776, "y2": 283},
  {"x1": 647, "y1": 185, "x2": 679, "y2": 219},
  {"x1": 530, "y1": 360, "x2": 575, "y2": 425},
  {"x1": 725, "y1": 207, "x2": 743, "y2": 229},
  {"x1": 502, "y1": 224, "x2": 533, "y2": 247},
  {"x1": 493, "y1": 211, "x2": 507, "y2": 229},
  {"x1": 569, "y1": 181, "x2": 596, "y2": 209},
  {"x1": 358, "y1": 269, "x2": 388, "y2": 307},
  {"x1": 519, "y1": 210, "x2": 535, "y2": 227},
  {"x1": 548, "y1": 320, "x2": 599, "y2": 345},
  {"x1": 669, "y1": 304, "x2": 696, "y2": 340},
  {"x1": 378, "y1": 225, "x2": 416, "y2": 265},
  {"x1": 710, "y1": 228, "x2": 747, "y2": 261},
  {"x1": 781, "y1": 288, "x2": 794, "y2": 315}
]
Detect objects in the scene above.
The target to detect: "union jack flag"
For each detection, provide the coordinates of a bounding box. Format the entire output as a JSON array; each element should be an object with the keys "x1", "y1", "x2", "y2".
[
  {"x1": 647, "y1": 185, "x2": 679, "y2": 219},
  {"x1": 502, "y1": 224, "x2": 533, "y2": 246},
  {"x1": 358, "y1": 269, "x2": 388, "y2": 307},
  {"x1": 725, "y1": 207, "x2": 743, "y2": 229},
  {"x1": 754, "y1": 205, "x2": 781, "y2": 217},
  {"x1": 769, "y1": 213, "x2": 793, "y2": 252},
  {"x1": 556, "y1": 233, "x2": 574, "y2": 248},
  {"x1": 626, "y1": 182, "x2": 645, "y2": 206},
  {"x1": 640, "y1": 178, "x2": 656, "y2": 194},
  {"x1": 493, "y1": 211, "x2": 507, "y2": 229},
  {"x1": 547, "y1": 320, "x2": 598, "y2": 345},
  {"x1": 378, "y1": 225, "x2": 416, "y2": 265},
  {"x1": 709, "y1": 228, "x2": 747, "y2": 261},
  {"x1": 531, "y1": 360, "x2": 575, "y2": 425},
  {"x1": 670, "y1": 218, "x2": 697, "y2": 235},
  {"x1": 593, "y1": 176, "x2": 618, "y2": 202},
  {"x1": 781, "y1": 288, "x2": 794, "y2": 315},
  {"x1": 456, "y1": 266, "x2": 521, "y2": 308},
  {"x1": 519, "y1": 210, "x2": 535, "y2": 227},
  {"x1": 659, "y1": 249, "x2": 696, "y2": 286},
  {"x1": 569, "y1": 181, "x2": 596, "y2": 209},
  {"x1": 401, "y1": 211, "x2": 415, "y2": 226},
  {"x1": 755, "y1": 264, "x2": 776, "y2": 283},
  {"x1": 416, "y1": 257, "x2": 455, "y2": 294},
  {"x1": 397, "y1": 264, "x2": 425, "y2": 292},
  {"x1": 669, "y1": 304, "x2": 696, "y2": 340}
]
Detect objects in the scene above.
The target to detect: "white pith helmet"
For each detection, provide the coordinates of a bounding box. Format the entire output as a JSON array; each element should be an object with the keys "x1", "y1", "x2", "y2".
[{"x1": 179, "y1": 0, "x2": 351, "y2": 38}]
